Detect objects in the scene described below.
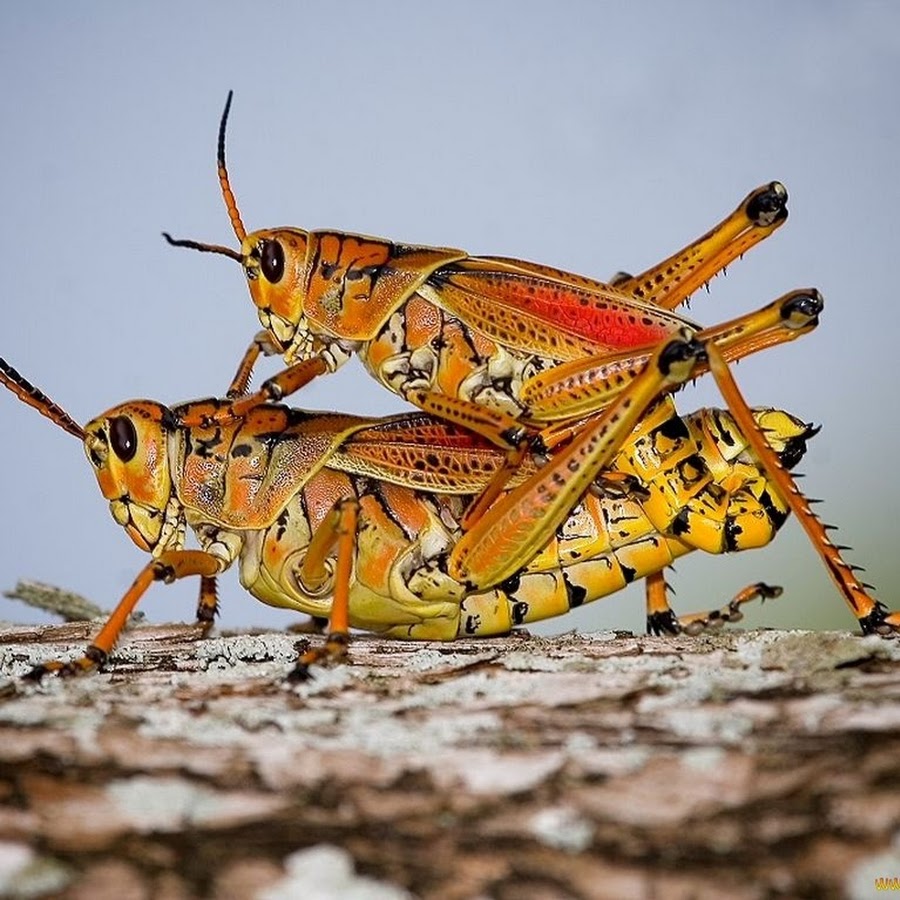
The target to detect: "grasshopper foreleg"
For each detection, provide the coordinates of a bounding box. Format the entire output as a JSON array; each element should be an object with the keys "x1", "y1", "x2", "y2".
[{"x1": 21, "y1": 551, "x2": 223, "y2": 683}]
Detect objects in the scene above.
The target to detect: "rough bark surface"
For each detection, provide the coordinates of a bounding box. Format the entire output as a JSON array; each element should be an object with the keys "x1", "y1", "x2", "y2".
[{"x1": 0, "y1": 623, "x2": 898, "y2": 899}]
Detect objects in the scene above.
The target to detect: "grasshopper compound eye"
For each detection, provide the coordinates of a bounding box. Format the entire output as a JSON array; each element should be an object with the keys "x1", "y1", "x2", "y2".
[
  {"x1": 259, "y1": 239, "x2": 285, "y2": 284},
  {"x1": 109, "y1": 415, "x2": 138, "y2": 462}
]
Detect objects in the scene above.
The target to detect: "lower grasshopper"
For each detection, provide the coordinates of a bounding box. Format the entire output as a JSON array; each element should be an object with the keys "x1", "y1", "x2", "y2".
[{"x1": 2, "y1": 306, "x2": 895, "y2": 681}]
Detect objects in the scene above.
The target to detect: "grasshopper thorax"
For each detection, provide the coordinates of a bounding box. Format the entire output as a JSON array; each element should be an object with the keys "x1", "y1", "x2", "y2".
[{"x1": 84, "y1": 401, "x2": 177, "y2": 553}]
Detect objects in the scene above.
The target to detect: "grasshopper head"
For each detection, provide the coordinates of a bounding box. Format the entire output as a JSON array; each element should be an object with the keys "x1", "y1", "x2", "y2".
[
  {"x1": 240, "y1": 227, "x2": 313, "y2": 357},
  {"x1": 0, "y1": 359, "x2": 181, "y2": 555},
  {"x1": 83, "y1": 402, "x2": 177, "y2": 553}
]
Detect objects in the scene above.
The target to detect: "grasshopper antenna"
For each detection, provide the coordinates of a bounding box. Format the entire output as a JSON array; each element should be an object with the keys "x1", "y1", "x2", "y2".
[
  {"x1": 217, "y1": 90, "x2": 247, "y2": 243},
  {"x1": 0, "y1": 358, "x2": 85, "y2": 440},
  {"x1": 161, "y1": 90, "x2": 246, "y2": 262},
  {"x1": 161, "y1": 232, "x2": 243, "y2": 262}
]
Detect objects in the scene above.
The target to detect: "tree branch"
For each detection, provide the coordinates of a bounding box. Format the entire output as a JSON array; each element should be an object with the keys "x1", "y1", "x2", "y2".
[{"x1": 0, "y1": 624, "x2": 898, "y2": 898}]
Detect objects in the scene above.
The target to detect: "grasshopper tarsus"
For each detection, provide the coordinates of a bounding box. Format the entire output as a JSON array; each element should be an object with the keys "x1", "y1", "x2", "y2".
[
  {"x1": 647, "y1": 610, "x2": 681, "y2": 637},
  {"x1": 287, "y1": 663, "x2": 314, "y2": 683}
]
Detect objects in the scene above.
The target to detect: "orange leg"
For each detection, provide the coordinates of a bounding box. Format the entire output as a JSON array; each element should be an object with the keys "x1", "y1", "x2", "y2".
[
  {"x1": 645, "y1": 571, "x2": 679, "y2": 634},
  {"x1": 407, "y1": 291, "x2": 821, "y2": 528},
  {"x1": 407, "y1": 388, "x2": 530, "y2": 452},
  {"x1": 646, "y1": 572, "x2": 783, "y2": 636},
  {"x1": 225, "y1": 329, "x2": 285, "y2": 398},
  {"x1": 449, "y1": 333, "x2": 705, "y2": 589},
  {"x1": 290, "y1": 498, "x2": 360, "y2": 680},
  {"x1": 705, "y1": 341, "x2": 899, "y2": 634},
  {"x1": 459, "y1": 442, "x2": 529, "y2": 531},
  {"x1": 174, "y1": 357, "x2": 329, "y2": 428},
  {"x1": 194, "y1": 575, "x2": 220, "y2": 636},
  {"x1": 614, "y1": 182, "x2": 788, "y2": 310},
  {"x1": 523, "y1": 289, "x2": 821, "y2": 423},
  {"x1": 22, "y1": 551, "x2": 222, "y2": 682}
]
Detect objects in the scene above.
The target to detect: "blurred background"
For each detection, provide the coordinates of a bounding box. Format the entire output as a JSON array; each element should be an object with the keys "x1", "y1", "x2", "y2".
[{"x1": 1, "y1": 2, "x2": 898, "y2": 636}]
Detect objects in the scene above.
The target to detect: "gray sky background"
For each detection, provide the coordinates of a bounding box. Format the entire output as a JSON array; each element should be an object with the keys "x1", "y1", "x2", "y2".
[{"x1": 1, "y1": 2, "x2": 898, "y2": 637}]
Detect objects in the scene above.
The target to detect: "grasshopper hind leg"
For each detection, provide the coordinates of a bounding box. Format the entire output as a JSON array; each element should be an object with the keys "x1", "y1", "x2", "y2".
[{"x1": 705, "y1": 341, "x2": 900, "y2": 635}]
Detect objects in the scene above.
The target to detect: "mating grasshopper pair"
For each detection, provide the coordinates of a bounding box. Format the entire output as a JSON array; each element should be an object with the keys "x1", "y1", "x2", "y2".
[{"x1": 2, "y1": 94, "x2": 896, "y2": 683}]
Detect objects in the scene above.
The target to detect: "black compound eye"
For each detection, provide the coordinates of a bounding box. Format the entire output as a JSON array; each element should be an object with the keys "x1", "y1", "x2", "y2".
[
  {"x1": 109, "y1": 416, "x2": 138, "y2": 462},
  {"x1": 260, "y1": 239, "x2": 285, "y2": 284}
]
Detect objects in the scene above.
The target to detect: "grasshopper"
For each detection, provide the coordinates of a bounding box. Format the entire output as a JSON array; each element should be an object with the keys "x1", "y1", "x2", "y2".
[
  {"x1": 1, "y1": 308, "x2": 896, "y2": 682},
  {"x1": 163, "y1": 93, "x2": 790, "y2": 446}
]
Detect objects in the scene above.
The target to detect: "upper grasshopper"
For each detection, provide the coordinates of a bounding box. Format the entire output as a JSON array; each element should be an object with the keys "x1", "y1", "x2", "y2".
[{"x1": 164, "y1": 93, "x2": 789, "y2": 445}]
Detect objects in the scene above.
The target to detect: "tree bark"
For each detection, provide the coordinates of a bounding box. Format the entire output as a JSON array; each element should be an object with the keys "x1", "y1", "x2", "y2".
[{"x1": 0, "y1": 622, "x2": 898, "y2": 899}]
